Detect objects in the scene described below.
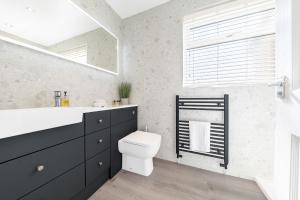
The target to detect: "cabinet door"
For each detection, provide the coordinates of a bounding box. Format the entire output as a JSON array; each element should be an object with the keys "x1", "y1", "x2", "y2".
[
  {"x1": 111, "y1": 107, "x2": 137, "y2": 126},
  {"x1": 0, "y1": 123, "x2": 83, "y2": 164},
  {"x1": 0, "y1": 137, "x2": 84, "y2": 200},
  {"x1": 86, "y1": 149, "x2": 110, "y2": 186},
  {"x1": 110, "y1": 120, "x2": 137, "y2": 177},
  {"x1": 21, "y1": 164, "x2": 85, "y2": 200},
  {"x1": 110, "y1": 143, "x2": 122, "y2": 178}
]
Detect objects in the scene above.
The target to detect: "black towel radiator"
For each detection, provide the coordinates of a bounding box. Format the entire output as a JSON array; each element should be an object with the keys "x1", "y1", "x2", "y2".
[{"x1": 176, "y1": 94, "x2": 229, "y2": 169}]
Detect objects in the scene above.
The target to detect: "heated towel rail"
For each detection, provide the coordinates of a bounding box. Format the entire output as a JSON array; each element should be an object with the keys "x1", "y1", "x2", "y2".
[{"x1": 176, "y1": 95, "x2": 229, "y2": 169}]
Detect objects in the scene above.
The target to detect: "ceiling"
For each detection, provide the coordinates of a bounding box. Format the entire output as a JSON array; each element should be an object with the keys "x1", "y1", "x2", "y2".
[
  {"x1": 105, "y1": 0, "x2": 171, "y2": 19},
  {"x1": 0, "y1": 0, "x2": 171, "y2": 46},
  {"x1": 0, "y1": 0, "x2": 98, "y2": 46}
]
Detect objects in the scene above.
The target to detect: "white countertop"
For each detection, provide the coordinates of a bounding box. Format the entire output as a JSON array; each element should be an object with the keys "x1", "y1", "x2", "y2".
[{"x1": 0, "y1": 105, "x2": 138, "y2": 140}]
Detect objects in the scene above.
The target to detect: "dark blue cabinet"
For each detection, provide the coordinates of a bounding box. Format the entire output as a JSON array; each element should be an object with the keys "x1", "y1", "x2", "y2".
[{"x1": 0, "y1": 106, "x2": 137, "y2": 200}]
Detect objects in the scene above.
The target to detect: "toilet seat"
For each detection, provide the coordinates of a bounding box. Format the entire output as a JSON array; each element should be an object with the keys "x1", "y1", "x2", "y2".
[{"x1": 121, "y1": 131, "x2": 161, "y2": 147}]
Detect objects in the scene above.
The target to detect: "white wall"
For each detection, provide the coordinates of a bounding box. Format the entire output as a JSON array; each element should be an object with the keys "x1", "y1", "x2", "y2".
[
  {"x1": 273, "y1": 0, "x2": 300, "y2": 199},
  {"x1": 122, "y1": 0, "x2": 276, "y2": 180},
  {"x1": 0, "y1": 0, "x2": 122, "y2": 109}
]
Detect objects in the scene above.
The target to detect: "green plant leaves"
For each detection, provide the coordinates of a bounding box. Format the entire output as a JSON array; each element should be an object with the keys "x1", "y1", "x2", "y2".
[{"x1": 119, "y1": 82, "x2": 131, "y2": 98}]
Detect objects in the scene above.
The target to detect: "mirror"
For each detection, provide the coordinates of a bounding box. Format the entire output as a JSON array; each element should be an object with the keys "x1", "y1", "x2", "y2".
[{"x1": 0, "y1": 0, "x2": 118, "y2": 74}]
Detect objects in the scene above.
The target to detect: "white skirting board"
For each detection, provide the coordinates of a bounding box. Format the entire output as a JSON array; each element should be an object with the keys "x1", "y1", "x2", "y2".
[{"x1": 255, "y1": 177, "x2": 275, "y2": 200}]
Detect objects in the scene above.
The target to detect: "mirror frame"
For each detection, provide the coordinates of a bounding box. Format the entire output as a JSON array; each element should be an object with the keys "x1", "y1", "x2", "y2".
[{"x1": 0, "y1": 0, "x2": 119, "y2": 75}]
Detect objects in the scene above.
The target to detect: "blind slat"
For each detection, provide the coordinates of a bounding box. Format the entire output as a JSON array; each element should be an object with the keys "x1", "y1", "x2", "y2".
[
  {"x1": 183, "y1": 0, "x2": 275, "y2": 87},
  {"x1": 60, "y1": 45, "x2": 88, "y2": 63}
]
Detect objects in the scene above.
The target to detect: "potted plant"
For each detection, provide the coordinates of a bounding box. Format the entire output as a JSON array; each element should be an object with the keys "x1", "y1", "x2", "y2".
[{"x1": 118, "y1": 82, "x2": 131, "y2": 105}]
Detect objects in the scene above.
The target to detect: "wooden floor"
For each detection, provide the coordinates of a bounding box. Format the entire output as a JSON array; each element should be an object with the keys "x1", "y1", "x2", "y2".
[{"x1": 89, "y1": 159, "x2": 266, "y2": 200}]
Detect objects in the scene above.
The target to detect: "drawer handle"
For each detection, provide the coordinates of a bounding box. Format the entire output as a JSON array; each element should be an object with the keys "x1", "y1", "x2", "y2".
[
  {"x1": 98, "y1": 139, "x2": 103, "y2": 143},
  {"x1": 36, "y1": 165, "x2": 45, "y2": 172},
  {"x1": 98, "y1": 162, "x2": 103, "y2": 167},
  {"x1": 132, "y1": 110, "x2": 135, "y2": 115},
  {"x1": 98, "y1": 119, "x2": 103, "y2": 123}
]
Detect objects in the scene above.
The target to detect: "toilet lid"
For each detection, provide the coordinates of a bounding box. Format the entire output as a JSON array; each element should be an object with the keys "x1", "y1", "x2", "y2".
[{"x1": 121, "y1": 131, "x2": 161, "y2": 147}]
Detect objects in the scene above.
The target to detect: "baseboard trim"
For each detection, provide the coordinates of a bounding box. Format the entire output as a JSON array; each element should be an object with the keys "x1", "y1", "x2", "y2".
[{"x1": 255, "y1": 177, "x2": 275, "y2": 200}]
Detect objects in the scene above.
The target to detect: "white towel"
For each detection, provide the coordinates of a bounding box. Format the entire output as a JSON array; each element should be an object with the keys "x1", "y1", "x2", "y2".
[{"x1": 189, "y1": 121, "x2": 211, "y2": 153}]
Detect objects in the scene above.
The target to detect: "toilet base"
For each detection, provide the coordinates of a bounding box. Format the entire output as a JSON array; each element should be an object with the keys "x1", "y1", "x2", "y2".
[{"x1": 122, "y1": 155, "x2": 153, "y2": 176}]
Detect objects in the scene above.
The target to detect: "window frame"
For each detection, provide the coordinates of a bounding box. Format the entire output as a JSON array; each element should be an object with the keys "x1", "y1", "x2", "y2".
[{"x1": 182, "y1": 0, "x2": 276, "y2": 88}]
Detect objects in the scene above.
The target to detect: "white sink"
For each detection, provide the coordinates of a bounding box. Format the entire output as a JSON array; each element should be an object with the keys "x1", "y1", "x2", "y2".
[
  {"x1": 0, "y1": 105, "x2": 137, "y2": 140},
  {"x1": 0, "y1": 107, "x2": 85, "y2": 139}
]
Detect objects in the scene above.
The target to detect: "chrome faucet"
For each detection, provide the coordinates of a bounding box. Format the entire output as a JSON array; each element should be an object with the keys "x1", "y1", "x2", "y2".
[{"x1": 54, "y1": 91, "x2": 61, "y2": 107}]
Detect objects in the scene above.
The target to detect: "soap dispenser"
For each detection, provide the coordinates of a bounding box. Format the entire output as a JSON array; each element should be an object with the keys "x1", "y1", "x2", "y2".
[
  {"x1": 54, "y1": 91, "x2": 61, "y2": 107},
  {"x1": 61, "y1": 91, "x2": 70, "y2": 107}
]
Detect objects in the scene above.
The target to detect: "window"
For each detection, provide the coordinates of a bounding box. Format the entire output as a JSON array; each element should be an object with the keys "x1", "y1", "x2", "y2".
[
  {"x1": 60, "y1": 44, "x2": 88, "y2": 64},
  {"x1": 183, "y1": 0, "x2": 276, "y2": 87}
]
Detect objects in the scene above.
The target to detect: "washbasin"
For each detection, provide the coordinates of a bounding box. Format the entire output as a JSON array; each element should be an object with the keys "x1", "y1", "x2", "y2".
[
  {"x1": 0, "y1": 107, "x2": 88, "y2": 139},
  {"x1": 0, "y1": 105, "x2": 136, "y2": 139}
]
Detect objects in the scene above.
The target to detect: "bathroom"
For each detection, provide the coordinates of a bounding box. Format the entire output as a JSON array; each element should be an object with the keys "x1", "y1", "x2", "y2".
[{"x1": 0, "y1": 0, "x2": 298, "y2": 199}]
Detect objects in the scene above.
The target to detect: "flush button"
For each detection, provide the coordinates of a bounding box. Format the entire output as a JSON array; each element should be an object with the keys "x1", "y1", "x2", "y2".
[{"x1": 36, "y1": 165, "x2": 45, "y2": 172}]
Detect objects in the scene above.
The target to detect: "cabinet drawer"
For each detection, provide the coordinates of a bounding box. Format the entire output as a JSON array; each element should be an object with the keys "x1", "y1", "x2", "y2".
[
  {"x1": 86, "y1": 128, "x2": 110, "y2": 160},
  {"x1": 85, "y1": 111, "x2": 110, "y2": 134},
  {"x1": 72, "y1": 168, "x2": 109, "y2": 200},
  {"x1": 21, "y1": 164, "x2": 85, "y2": 200},
  {"x1": 0, "y1": 123, "x2": 83, "y2": 164},
  {"x1": 86, "y1": 149, "x2": 110, "y2": 186},
  {"x1": 0, "y1": 137, "x2": 84, "y2": 200},
  {"x1": 111, "y1": 107, "x2": 137, "y2": 126}
]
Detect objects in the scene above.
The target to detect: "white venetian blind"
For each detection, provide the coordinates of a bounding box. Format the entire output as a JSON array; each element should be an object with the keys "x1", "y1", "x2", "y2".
[
  {"x1": 183, "y1": 0, "x2": 276, "y2": 87},
  {"x1": 60, "y1": 44, "x2": 88, "y2": 64}
]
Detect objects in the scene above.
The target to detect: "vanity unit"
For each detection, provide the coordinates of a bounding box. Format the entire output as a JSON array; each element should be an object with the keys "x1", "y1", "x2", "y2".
[{"x1": 0, "y1": 106, "x2": 137, "y2": 200}]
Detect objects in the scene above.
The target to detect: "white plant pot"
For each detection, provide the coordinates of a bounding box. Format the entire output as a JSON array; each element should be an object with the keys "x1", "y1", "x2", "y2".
[{"x1": 121, "y1": 98, "x2": 129, "y2": 105}]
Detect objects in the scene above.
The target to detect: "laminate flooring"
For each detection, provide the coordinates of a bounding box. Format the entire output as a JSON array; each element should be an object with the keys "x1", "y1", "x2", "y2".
[{"x1": 89, "y1": 159, "x2": 267, "y2": 200}]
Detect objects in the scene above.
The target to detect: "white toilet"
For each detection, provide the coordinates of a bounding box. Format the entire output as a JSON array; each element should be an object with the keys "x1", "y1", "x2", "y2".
[{"x1": 118, "y1": 131, "x2": 161, "y2": 176}]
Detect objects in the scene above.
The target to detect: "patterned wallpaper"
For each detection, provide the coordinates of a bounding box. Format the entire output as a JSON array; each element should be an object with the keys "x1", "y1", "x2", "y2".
[
  {"x1": 122, "y1": 0, "x2": 276, "y2": 180},
  {"x1": 0, "y1": 0, "x2": 122, "y2": 109}
]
